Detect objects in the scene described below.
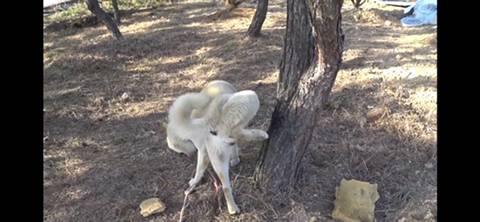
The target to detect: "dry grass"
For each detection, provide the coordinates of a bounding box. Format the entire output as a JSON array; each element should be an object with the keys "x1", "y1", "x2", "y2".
[{"x1": 44, "y1": 0, "x2": 436, "y2": 221}]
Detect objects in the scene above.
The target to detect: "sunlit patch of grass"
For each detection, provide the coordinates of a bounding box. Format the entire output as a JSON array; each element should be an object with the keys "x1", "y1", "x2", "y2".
[{"x1": 44, "y1": 0, "x2": 170, "y2": 24}]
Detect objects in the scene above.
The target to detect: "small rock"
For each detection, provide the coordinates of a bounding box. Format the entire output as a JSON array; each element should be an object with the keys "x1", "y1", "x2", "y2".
[
  {"x1": 355, "y1": 144, "x2": 367, "y2": 151},
  {"x1": 353, "y1": 15, "x2": 360, "y2": 22},
  {"x1": 120, "y1": 92, "x2": 129, "y2": 101},
  {"x1": 411, "y1": 209, "x2": 428, "y2": 220},
  {"x1": 401, "y1": 89, "x2": 410, "y2": 98},
  {"x1": 425, "y1": 162, "x2": 434, "y2": 169},
  {"x1": 139, "y1": 198, "x2": 166, "y2": 217},
  {"x1": 366, "y1": 106, "x2": 388, "y2": 122},
  {"x1": 43, "y1": 169, "x2": 51, "y2": 178},
  {"x1": 332, "y1": 179, "x2": 379, "y2": 222},
  {"x1": 309, "y1": 216, "x2": 318, "y2": 222},
  {"x1": 384, "y1": 20, "x2": 392, "y2": 26},
  {"x1": 359, "y1": 117, "x2": 367, "y2": 128},
  {"x1": 424, "y1": 210, "x2": 434, "y2": 219},
  {"x1": 93, "y1": 97, "x2": 105, "y2": 105}
]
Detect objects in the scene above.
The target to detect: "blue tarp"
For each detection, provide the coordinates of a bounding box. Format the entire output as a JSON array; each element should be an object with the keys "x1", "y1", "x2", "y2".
[{"x1": 400, "y1": 0, "x2": 437, "y2": 27}]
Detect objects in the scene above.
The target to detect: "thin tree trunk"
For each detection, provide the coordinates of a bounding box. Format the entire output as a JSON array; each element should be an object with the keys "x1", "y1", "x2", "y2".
[
  {"x1": 247, "y1": 0, "x2": 268, "y2": 37},
  {"x1": 225, "y1": 0, "x2": 248, "y2": 10},
  {"x1": 85, "y1": 0, "x2": 123, "y2": 40},
  {"x1": 254, "y1": 0, "x2": 344, "y2": 197},
  {"x1": 211, "y1": 0, "x2": 248, "y2": 20},
  {"x1": 111, "y1": 0, "x2": 121, "y2": 25},
  {"x1": 226, "y1": 0, "x2": 238, "y2": 9}
]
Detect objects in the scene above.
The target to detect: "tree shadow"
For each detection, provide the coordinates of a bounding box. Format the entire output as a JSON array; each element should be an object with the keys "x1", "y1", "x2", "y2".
[{"x1": 291, "y1": 81, "x2": 437, "y2": 221}]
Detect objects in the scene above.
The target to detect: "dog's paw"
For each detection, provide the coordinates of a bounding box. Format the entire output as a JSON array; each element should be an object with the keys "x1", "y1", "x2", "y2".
[
  {"x1": 227, "y1": 204, "x2": 240, "y2": 215},
  {"x1": 230, "y1": 158, "x2": 240, "y2": 167},
  {"x1": 189, "y1": 178, "x2": 200, "y2": 187}
]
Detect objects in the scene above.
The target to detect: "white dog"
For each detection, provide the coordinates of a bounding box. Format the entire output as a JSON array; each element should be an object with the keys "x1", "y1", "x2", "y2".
[
  {"x1": 166, "y1": 80, "x2": 236, "y2": 157},
  {"x1": 166, "y1": 88, "x2": 268, "y2": 214}
]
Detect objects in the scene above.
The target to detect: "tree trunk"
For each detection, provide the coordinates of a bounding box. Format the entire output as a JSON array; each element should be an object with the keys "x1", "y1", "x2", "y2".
[
  {"x1": 85, "y1": 0, "x2": 123, "y2": 40},
  {"x1": 254, "y1": 0, "x2": 344, "y2": 197},
  {"x1": 351, "y1": 0, "x2": 367, "y2": 9},
  {"x1": 111, "y1": 0, "x2": 121, "y2": 25},
  {"x1": 226, "y1": 0, "x2": 237, "y2": 9},
  {"x1": 210, "y1": 0, "x2": 248, "y2": 20},
  {"x1": 247, "y1": 0, "x2": 268, "y2": 37},
  {"x1": 225, "y1": 0, "x2": 247, "y2": 10}
]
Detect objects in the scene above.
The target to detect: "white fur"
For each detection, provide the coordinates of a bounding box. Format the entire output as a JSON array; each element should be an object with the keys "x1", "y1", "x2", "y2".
[
  {"x1": 166, "y1": 88, "x2": 268, "y2": 215},
  {"x1": 191, "y1": 80, "x2": 236, "y2": 118},
  {"x1": 166, "y1": 80, "x2": 236, "y2": 156}
]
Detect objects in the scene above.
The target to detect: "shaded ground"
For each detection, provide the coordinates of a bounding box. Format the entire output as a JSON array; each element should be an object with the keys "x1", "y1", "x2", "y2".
[{"x1": 43, "y1": 0, "x2": 437, "y2": 221}]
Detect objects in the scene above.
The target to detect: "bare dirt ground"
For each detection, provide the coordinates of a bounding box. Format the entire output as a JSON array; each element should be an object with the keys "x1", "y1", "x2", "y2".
[{"x1": 44, "y1": 0, "x2": 437, "y2": 221}]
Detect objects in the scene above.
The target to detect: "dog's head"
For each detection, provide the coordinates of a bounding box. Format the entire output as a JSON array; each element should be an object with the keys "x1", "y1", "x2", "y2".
[{"x1": 206, "y1": 130, "x2": 238, "y2": 156}]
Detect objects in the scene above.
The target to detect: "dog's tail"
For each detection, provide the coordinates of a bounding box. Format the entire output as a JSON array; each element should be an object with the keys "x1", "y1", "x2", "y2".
[
  {"x1": 168, "y1": 92, "x2": 210, "y2": 130},
  {"x1": 191, "y1": 80, "x2": 236, "y2": 118}
]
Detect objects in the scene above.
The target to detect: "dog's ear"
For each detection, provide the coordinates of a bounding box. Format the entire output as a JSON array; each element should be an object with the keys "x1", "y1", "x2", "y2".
[{"x1": 210, "y1": 130, "x2": 217, "y2": 136}]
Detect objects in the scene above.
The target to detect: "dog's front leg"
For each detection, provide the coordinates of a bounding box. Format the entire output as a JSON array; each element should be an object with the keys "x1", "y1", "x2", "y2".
[
  {"x1": 230, "y1": 145, "x2": 240, "y2": 167},
  {"x1": 189, "y1": 148, "x2": 209, "y2": 187},
  {"x1": 210, "y1": 152, "x2": 240, "y2": 215}
]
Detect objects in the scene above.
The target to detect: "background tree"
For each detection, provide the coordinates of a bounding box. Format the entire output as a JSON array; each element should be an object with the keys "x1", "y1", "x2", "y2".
[
  {"x1": 247, "y1": 0, "x2": 268, "y2": 37},
  {"x1": 85, "y1": 0, "x2": 123, "y2": 40},
  {"x1": 211, "y1": 0, "x2": 248, "y2": 19},
  {"x1": 225, "y1": 0, "x2": 243, "y2": 9},
  {"x1": 111, "y1": 0, "x2": 121, "y2": 24},
  {"x1": 254, "y1": 0, "x2": 345, "y2": 197},
  {"x1": 351, "y1": 0, "x2": 367, "y2": 9}
]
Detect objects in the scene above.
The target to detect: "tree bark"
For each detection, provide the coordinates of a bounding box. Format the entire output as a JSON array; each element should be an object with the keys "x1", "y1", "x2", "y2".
[
  {"x1": 254, "y1": 0, "x2": 344, "y2": 197},
  {"x1": 351, "y1": 0, "x2": 367, "y2": 9},
  {"x1": 111, "y1": 0, "x2": 121, "y2": 25},
  {"x1": 85, "y1": 0, "x2": 123, "y2": 40},
  {"x1": 226, "y1": 0, "x2": 238, "y2": 8},
  {"x1": 225, "y1": 0, "x2": 247, "y2": 10},
  {"x1": 247, "y1": 0, "x2": 268, "y2": 37}
]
